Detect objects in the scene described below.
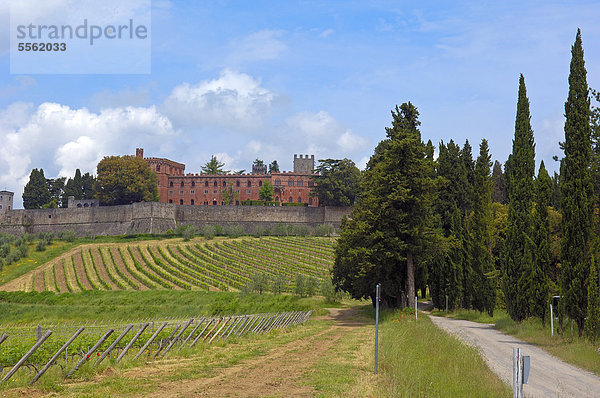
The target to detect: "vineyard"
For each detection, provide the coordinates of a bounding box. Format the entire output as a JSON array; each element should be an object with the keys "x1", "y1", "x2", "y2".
[{"x1": 0, "y1": 237, "x2": 336, "y2": 293}]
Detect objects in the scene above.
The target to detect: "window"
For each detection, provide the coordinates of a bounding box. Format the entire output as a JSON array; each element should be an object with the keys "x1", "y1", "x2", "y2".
[
  {"x1": 223, "y1": 181, "x2": 227, "y2": 187},
  {"x1": 289, "y1": 197, "x2": 293, "y2": 202},
  {"x1": 213, "y1": 200, "x2": 217, "y2": 205},
  {"x1": 0, "y1": 196, "x2": 3, "y2": 200},
  {"x1": 0, "y1": 205, "x2": 2, "y2": 209},
  {"x1": 275, "y1": 179, "x2": 281, "y2": 186},
  {"x1": 191, "y1": 190, "x2": 195, "y2": 194},
  {"x1": 181, "y1": 181, "x2": 184, "y2": 187},
  {"x1": 288, "y1": 181, "x2": 294, "y2": 186},
  {"x1": 169, "y1": 181, "x2": 173, "y2": 187},
  {"x1": 247, "y1": 181, "x2": 252, "y2": 187},
  {"x1": 309, "y1": 197, "x2": 313, "y2": 205},
  {"x1": 205, "y1": 181, "x2": 209, "y2": 187},
  {"x1": 214, "y1": 181, "x2": 217, "y2": 187},
  {"x1": 192, "y1": 181, "x2": 195, "y2": 187},
  {"x1": 169, "y1": 199, "x2": 173, "y2": 203},
  {"x1": 91, "y1": 203, "x2": 96, "y2": 207},
  {"x1": 213, "y1": 190, "x2": 217, "y2": 194},
  {"x1": 180, "y1": 190, "x2": 184, "y2": 195},
  {"x1": 275, "y1": 196, "x2": 279, "y2": 201},
  {"x1": 191, "y1": 199, "x2": 195, "y2": 205},
  {"x1": 297, "y1": 180, "x2": 303, "y2": 186},
  {"x1": 156, "y1": 165, "x2": 160, "y2": 172},
  {"x1": 298, "y1": 197, "x2": 302, "y2": 203},
  {"x1": 204, "y1": 190, "x2": 208, "y2": 194},
  {"x1": 204, "y1": 201, "x2": 208, "y2": 205},
  {"x1": 180, "y1": 199, "x2": 184, "y2": 205},
  {"x1": 84, "y1": 203, "x2": 89, "y2": 207},
  {"x1": 247, "y1": 190, "x2": 251, "y2": 194},
  {"x1": 259, "y1": 181, "x2": 263, "y2": 187},
  {"x1": 308, "y1": 181, "x2": 314, "y2": 187},
  {"x1": 236, "y1": 181, "x2": 240, "y2": 187},
  {"x1": 169, "y1": 190, "x2": 173, "y2": 195},
  {"x1": 77, "y1": 203, "x2": 82, "y2": 207}
]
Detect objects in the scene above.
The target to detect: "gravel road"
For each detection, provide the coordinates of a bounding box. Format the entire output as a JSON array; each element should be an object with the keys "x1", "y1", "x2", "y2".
[{"x1": 429, "y1": 315, "x2": 600, "y2": 397}]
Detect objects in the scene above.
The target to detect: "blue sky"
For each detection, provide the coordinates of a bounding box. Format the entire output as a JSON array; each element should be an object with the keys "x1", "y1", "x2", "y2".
[{"x1": 1, "y1": 0, "x2": 600, "y2": 208}]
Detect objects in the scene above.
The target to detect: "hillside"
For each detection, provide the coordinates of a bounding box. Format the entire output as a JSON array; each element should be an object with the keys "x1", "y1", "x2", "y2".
[{"x1": 0, "y1": 236, "x2": 335, "y2": 293}]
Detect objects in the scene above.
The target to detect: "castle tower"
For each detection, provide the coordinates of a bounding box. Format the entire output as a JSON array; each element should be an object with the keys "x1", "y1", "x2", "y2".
[
  {"x1": 0, "y1": 190, "x2": 14, "y2": 214},
  {"x1": 293, "y1": 154, "x2": 315, "y2": 174},
  {"x1": 136, "y1": 148, "x2": 144, "y2": 158}
]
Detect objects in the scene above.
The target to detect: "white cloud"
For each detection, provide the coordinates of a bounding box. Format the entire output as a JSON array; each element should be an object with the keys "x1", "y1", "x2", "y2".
[
  {"x1": 0, "y1": 102, "x2": 175, "y2": 207},
  {"x1": 163, "y1": 69, "x2": 276, "y2": 130},
  {"x1": 319, "y1": 29, "x2": 334, "y2": 38}
]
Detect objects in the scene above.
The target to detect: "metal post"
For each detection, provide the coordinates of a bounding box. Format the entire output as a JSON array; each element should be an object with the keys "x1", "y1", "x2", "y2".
[
  {"x1": 133, "y1": 322, "x2": 167, "y2": 361},
  {"x1": 550, "y1": 303, "x2": 554, "y2": 337},
  {"x1": 66, "y1": 329, "x2": 114, "y2": 378},
  {"x1": 513, "y1": 347, "x2": 523, "y2": 398},
  {"x1": 375, "y1": 283, "x2": 380, "y2": 375},
  {"x1": 445, "y1": 295, "x2": 448, "y2": 312},
  {"x1": 1, "y1": 330, "x2": 52, "y2": 384},
  {"x1": 95, "y1": 324, "x2": 133, "y2": 366},
  {"x1": 30, "y1": 327, "x2": 85, "y2": 384},
  {"x1": 415, "y1": 296, "x2": 418, "y2": 320},
  {"x1": 117, "y1": 322, "x2": 149, "y2": 363}
]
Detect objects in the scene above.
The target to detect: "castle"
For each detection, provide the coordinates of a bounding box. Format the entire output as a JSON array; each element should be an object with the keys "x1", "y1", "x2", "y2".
[
  {"x1": 0, "y1": 190, "x2": 13, "y2": 214},
  {"x1": 137, "y1": 149, "x2": 319, "y2": 207}
]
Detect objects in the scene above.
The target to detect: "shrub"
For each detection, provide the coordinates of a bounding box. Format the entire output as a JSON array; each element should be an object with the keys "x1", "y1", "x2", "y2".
[
  {"x1": 272, "y1": 223, "x2": 289, "y2": 236},
  {"x1": 214, "y1": 225, "x2": 224, "y2": 236},
  {"x1": 60, "y1": 229, "x2": 77, "y2": 242},
  {"x1": 252, "y1": 225, "x2": 270, "y2": 237},
  {"x1": 271, "y1": 274, "x2": 287, "y2": 293},
  {"x1": 251, "y1": 272, "x2": 270, "y2": 294},
  {"x1": 305, "y1": 276, "x2": 318, "y2": 296},
  {"x1": 290, "y1": 225, "x2": 310, "y2": 236},
  {"x1": 165, "y1": 229, "x2": 175, "y2": 236},
  {"x1": 6, "y1": 248, "x2": 21, "y2": 264},
  {"x1": 18, "y1": 243, "x2": 29, "y2": 258},
  {"x1": 265, "y1": 201, "x2": 280, "y2": 206},
  {"x1": 224, "y1": 224, "x2": 244, "y2": 238},
  {"x1": 320, "y1": 278, "x2": 339, "y2": 302},
  {"x1": 201, "y1": 225, "x2": 216, "y2": 240},
  {"x1": 0, "y1": 243, "x2": 9, "y2": 258},
  {"x1": 36, "y1": 240, "x2": 47, "y2": 252},
  {"x1": 314, "y1": 223, "x2": 335, "y2": 237},
  {"x1": 37, "y1": 232, "x2": 54, "y2": 244},
  {"x1": 281, "y1": 202, "x2": 307, "y2": 207},
  {"x1": 23, "y1": 233, "x2": 35, "y2": 243},
  {"x1": 294, "y1": 274, "x2": 306, "y2": 297},
  {"x1": 241, "y1": 200, "x2": 264, "y2": 206},
  {"x1": 177, "y1": 224, "x2": 196, "y2": 241}
]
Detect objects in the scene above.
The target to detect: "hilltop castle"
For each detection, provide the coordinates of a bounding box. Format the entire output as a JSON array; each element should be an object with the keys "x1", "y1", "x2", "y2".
[{"x1": 136, "y1": 149, "x2": 318, "y2": 207}]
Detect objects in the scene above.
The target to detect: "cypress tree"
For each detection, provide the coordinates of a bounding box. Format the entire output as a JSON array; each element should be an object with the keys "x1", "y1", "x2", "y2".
[
  {"x1": 560, "y1": 29, "x2": 593, "y2": 336},
  {"x1": 22, "y1": 168, "x2": 51, "y2": 209},
  {"x1": 531, "y1": 161, "x2": 551, "y2": 325},
  {"x1": 471, "y1": 139, "x2": 496, "y2": 315},
  {"x1": 491, "y1": 160, "x2": 507, "y2": 204},
  {"x1": 585, "y1": 258, "x2": 600, "y2": 341},
  {"x1": 503, "y1": 74, "x2": 536, "y2": 322}
]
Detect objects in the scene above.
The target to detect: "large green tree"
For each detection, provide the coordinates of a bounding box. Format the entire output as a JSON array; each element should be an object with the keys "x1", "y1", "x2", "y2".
[
  {"x1": 471, "y1": 139, "x2": 496, "y2": 315},
  {"x1": 531, "y1": 161, "x2": 552, "y2": 325},
  {"x1": 491, "y1": 160, "x2": 508, "y2": 204},
  {"x1": 312, "y1": 158, "x2": 361, "y2": 206},
  {"x1": 95, "y1": 156, "x2": 159, "y2": 205},
  {"x1": 333, "y1": 103, "x2": 439, "y2": 308},
  {"x1": 559, "y1": 29, "x2": 593, "y2": 336},
  {"x1": 503, "y1": 74, "x2": 536, "y2": 322},
  {"x1": 202, "y1": 155, "x2": 227, "y2": 174},
  {"x1": 259, "y1": 180, "x2": 274, "y2": 202},
  {"x1": 22, "y1": 168, "x2": 51, "y2": 209}
]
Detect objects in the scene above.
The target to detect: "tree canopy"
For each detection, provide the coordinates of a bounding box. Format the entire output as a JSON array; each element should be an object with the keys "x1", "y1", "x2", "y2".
[
  {"x1": 22, "y1": 169, "x2": 51, "y2": 209},
  {"x1": 95, "y1": 156, "x2": 159, "y2": 205},
  {"x1": 312, "y1": 158, "x2": 361, "y2": 207},
  {"x1": 202, "y1": 155, "x2": 227, "y2": 174},
  {"x1": 259, "y1": 180, "x2": 274, "y2": 202}
]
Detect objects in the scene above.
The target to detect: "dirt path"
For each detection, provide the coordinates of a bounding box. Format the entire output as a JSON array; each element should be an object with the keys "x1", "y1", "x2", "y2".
[
  {"x1": 139, "y1": 307, "x2": 365, "y2": 398},
  {"x1": 430, "y1": 315, "x2": 600, "y2": 397}
]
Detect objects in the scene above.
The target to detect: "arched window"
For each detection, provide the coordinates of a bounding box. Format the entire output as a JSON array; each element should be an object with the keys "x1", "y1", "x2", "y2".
[
  {"x1": 180, "y1": 181, "x2": 184, "y2": 187},
  {"x1": 192, "y1": 181, "x2": 195, "y2": 187},
  {"x1": 169, "y1": 199, "x2": 173, "y2": 203},
  {"x1": 205, "y1": 181, "x2": 209, "y2": 187},
  {"x1": 309, "y1": 197, "x2": 313, "y2": 205},
  {"x1": 180, "y1": 199, "x2": 184, "y2": 205},
  {"x1": 169, "y1": 181, "x2": 173, "y2": 187},
  {"x1": 236, "y1": 181, "x2": 240, "y2": 187},
  {"x1": 247, "y1": 181, "x2": 252, "y2": 187},
  {"x1": 259, "y1": 181, "x2": 263, "y2": 187},
  {"x1": 223, "y1": 181, "x2": 226, "y2": 187},
  {"x1": 214, "y1": 181, "x2": 217, "y2": 187},
  {"x1": 288, "y1": 197, "x2": 293, "y2": 202},
  {"x1": 275, "y1": 196, "x2": 279, "y2": 202},
  {"x1": 191, "y1": 199, "x2": 195, "y2": 205},
  {"x1": 298, "y1": 197, "x2": 302, "y2": 203},
  {"x1": 297, "y1": 180, "x2": 303, "y2": 186},
  {"x1": 156, "y1": 165, "x2": 160, "y2": 172}
]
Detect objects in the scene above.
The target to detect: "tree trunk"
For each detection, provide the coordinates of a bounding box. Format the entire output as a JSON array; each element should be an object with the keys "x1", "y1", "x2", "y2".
[{"x1": 406, "y1": 251, "x2": 415, "y2": 309}]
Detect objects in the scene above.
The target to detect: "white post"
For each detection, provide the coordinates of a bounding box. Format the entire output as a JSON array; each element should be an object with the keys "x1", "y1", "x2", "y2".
[
  {"x1": 550, "y1": 302, "x2": 554, "y2": 337},
  {"x1": 415, "y1": 296, "x2": 418, "y2": 320},
  {"x1": 374, "y1": 283, "x2": 380, "y2": 374},
  {"x1": 513, "y1": 347, "x2": 523, "y2": 398}
]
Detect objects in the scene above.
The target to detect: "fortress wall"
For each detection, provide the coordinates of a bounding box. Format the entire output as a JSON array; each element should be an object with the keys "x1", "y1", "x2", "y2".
[{"x1": 0, "y1": 203, "x2": 351, "y2": 236}]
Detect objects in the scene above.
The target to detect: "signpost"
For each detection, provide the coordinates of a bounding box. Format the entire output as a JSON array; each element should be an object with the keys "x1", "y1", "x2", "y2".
[{"x1": 374, "y1": 283, "x2": 381, "y2": 375}]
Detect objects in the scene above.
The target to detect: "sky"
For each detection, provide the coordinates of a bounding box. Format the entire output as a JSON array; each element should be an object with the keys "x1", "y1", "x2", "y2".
[{"x1": 1, "y1": 0, "x2": 599, "y2": 208}]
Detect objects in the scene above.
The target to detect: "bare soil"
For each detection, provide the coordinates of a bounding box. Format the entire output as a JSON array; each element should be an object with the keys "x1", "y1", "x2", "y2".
[
  {"x1": 33, "y1": 269, "x2": 45, "y2": 292},
  {"x1": 90, "y1": 248, "x2": 118, "y2": 289},
  {"x1": 72, "y1": 252, "x2": 93, "y2": 290},
  {"x1": 109, "y1": 246, "x2": 149, "y2": 290},
  {"x1": 136, "y1": 307, "x2": 364, "y2": 398},
  {"x1": 53, "y1": 260, "x2": 69, "y2": 293}
]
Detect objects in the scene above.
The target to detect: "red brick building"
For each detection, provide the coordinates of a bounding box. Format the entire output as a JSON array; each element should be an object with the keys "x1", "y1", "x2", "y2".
[{"x1": 136, "y1": 148, "x2": 318, "y2": 207}]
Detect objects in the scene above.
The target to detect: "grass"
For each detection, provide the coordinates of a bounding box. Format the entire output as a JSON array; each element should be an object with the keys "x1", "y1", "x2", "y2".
[
  {"x1": 0, "y1": 290, "x2": 331, "y2": 325},
  {"x1": 432, "y1": 308, "x2": 600, "y2": 376}
]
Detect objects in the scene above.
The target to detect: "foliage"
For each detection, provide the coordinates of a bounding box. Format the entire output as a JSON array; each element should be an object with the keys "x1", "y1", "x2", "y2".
[
  {"x1": 258, "y1": 180, "x2": 274, "y2": 202},
  {"x1": 334, "y1": 103, "x2": 439, "y2": 308},
  {"x1": 306, "y1": 275, "x2": 318, "y2": 296},
  {"x1": 559, "y1": 29, "x2": 593, "y2": 336},
  {"x1": 201, "y1": 225, "x2": 216, "y2": 239},
  {"x1": 22, "y1": 168, "x2": 51, "y2": 209},
  {"x1": 176, "y1": 224, "x2": 196, "y2": 241},
  {"x1": 95, "y1": 155, "x2": 159, "y2": 205},
  {"x1": 491, "y1": 160, "x2": 507, "y2": 204},
  {"x1": 201, "y1": 155, "x2": 227, "y2": 174},
  {"x1": 503, "y1": 74, "x2": 536, "y2": 322},
  {"x1": 531, "y1": 161, "x2": 552, "y2": 325},
  {"x1": 222, "y1": 182, "x2": 239, "y2": 205},
  {"x1": 269, "y1": 160, "x2": 280, "y2": 173},
  {"x1": 585, "y1": 258, "x2": 600, "y2": 341},
  {"x1": 312, "y1": 158, "x2": 361, "y2": 206},
  {"x1": 295, "y1": 274, "x2": 306, "y2": 297},
  {"x1": 314, "y1": 223, "x2": 335, "y2": 237}
]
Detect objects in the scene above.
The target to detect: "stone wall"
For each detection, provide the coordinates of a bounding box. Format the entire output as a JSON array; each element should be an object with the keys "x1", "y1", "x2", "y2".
[{"x1": 0, "y1": 203, "x2": 351, "y2": 236}]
